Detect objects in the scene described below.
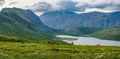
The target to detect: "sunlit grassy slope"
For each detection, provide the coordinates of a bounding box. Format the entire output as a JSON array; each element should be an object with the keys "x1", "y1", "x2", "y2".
[{"x1": 0, "y1": 42, "x2": 120, "y2": 59}]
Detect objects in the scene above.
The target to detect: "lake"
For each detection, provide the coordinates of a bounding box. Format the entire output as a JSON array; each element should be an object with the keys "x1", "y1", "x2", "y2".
[{"x1": 56, "y1": 35, "x2": 120, "y2": 46}]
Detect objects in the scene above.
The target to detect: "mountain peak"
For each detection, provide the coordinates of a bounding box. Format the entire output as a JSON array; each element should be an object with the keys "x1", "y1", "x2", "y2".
[{"x1": 1, "y1": 7, "x2": 24, "y2": 12}]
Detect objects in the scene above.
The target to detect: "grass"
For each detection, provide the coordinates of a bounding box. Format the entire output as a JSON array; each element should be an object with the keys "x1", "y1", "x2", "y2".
[
  {"x1": 92, "y1": 28, "x2": 120, "y2": 40},
  {"x1": 0, "y1": 42, "x2": 119, "y2": 59}
]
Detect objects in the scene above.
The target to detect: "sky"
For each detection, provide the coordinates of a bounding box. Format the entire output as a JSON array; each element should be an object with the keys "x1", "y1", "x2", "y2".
[{"x1": 0, "y1": 0, "x2": 120, "y2": 15}]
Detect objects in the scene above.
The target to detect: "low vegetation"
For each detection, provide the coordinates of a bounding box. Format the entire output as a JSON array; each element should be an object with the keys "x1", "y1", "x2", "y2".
[
  {"x1": 92, "y1": 28, "x2": 120, "y2": 40},
  {"x1": 0, "y1": 42, "x2": 120, "y2": 59},
  {"x1": 58, "y1": 27, "x2": 120, "y2": 41},
  {"x1": 58, "y1": 27, "x2": 102, "y2": 36}
]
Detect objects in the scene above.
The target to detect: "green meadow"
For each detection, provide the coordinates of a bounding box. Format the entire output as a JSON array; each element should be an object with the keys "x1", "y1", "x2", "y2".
[{"x1": 0, "y1": 42, "x2": 119, "y2": 59}]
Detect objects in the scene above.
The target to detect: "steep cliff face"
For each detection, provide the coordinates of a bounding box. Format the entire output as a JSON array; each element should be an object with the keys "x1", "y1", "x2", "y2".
[{"x1": 40, "y1": 11, "x2": 120, "y2": 30}]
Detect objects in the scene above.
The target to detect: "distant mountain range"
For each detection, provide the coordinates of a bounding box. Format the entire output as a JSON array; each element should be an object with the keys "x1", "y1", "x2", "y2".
[
  {"x1": 0, "y1": 8, "x2": 57, "y2": 42},
  {"x1": 40, "y1": 11, "x2": 120, "y2": 30},
  {"x1": 40, "y1": 11, "x2": 120, "y2": 40}
]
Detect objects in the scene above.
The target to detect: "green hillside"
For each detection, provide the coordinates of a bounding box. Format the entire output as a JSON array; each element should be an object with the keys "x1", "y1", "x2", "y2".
[
  {"x1": 60, "y1": 27, "x2": 102, "y2": 36},
  {"x1": 92, "y1": 28, "x2": 120, "y2": 40},
  {"x1": 58, "y1": 27, "x2": 120, "y2": 41},
  {"x1": 0, "y1": 8, "x2": 58, "y2": 42}
]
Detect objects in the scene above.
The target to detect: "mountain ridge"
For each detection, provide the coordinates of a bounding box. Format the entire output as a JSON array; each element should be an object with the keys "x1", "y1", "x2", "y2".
[
  {"x1": 0, "y1": 8, "x2": 58, "y2": 42},
  {"x1": 40, "y1": 11, "x2": 120, "y2": 30}
]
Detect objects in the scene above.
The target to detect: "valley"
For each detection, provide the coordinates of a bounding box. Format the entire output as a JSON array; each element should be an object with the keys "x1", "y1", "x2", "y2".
[
  {"x1": 0, "y1": 7, "x2": 120, "y2": 59},
  {"x1": 40, "y1": 11, "x2": 120, "y2": 41}
]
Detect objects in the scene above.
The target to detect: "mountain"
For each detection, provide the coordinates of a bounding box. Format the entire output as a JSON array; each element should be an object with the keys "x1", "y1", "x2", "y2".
[
  {"x1": 40, "y1": 11, "x2": 120, "y2": 30},
  {"x1": 91, "y1": 28, "x2": 120, "y2": 41},
  {"x1": 0, "y1": 8, "x2": 57, "y2": 42},
  {"x1": 40, "y1": 11, "x2": 120, "y2": 41}
]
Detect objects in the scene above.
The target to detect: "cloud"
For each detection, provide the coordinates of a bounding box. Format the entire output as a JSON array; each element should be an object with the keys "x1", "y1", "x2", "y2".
[
  {"x1": 0, "y1": 0, "x2": 4, "y2": 5},
  {"x1": 58, "y1": 0, "x2": 78, "y2": 11},
  {"x1": 28, "y1": 0, "x2": 120, "y2": 13},
  {"x1": 0, "y1": 0, "x2": 39, "y2": 9},
  {"x1": 29, "y1": 0, "x2": 83, "y2": 12},
  {"x1": 29, "y1": 0, "x2": 86, "y2": 13},
  {"x1": 78, "y1": 0, "x2": 120, "y2": 11},
  {"x1": 8, "y1": 2, "x2": 18, "y2": 5},
  {"x1": 1, "y1": 0, "x2": 120, "y2": 14},
  {"x1": 28, "y1": 2, "x2": 53, "y2": 12}
]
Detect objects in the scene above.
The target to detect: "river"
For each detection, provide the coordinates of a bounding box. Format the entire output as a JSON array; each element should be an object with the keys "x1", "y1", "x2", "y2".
[{"x1": 56, "y1": 35, "x2": 120, "y2": 46}]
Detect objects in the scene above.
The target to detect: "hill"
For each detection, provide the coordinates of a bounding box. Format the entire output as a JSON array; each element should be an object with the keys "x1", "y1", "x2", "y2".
[
  {"x1": 0, "y1": 8, "x2": 57, "y2": 42},
  {"x1": 91, "y1": 28, "x2": 120, "y2": 41},
  {"x1": 58, "y1": 27, "x2": 102, "y2": 36}
]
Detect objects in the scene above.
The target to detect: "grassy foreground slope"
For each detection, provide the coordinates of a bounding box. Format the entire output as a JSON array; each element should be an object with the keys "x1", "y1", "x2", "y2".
[{"x1": 0, "y1": 42, "x2": 120, "y2": 59}]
